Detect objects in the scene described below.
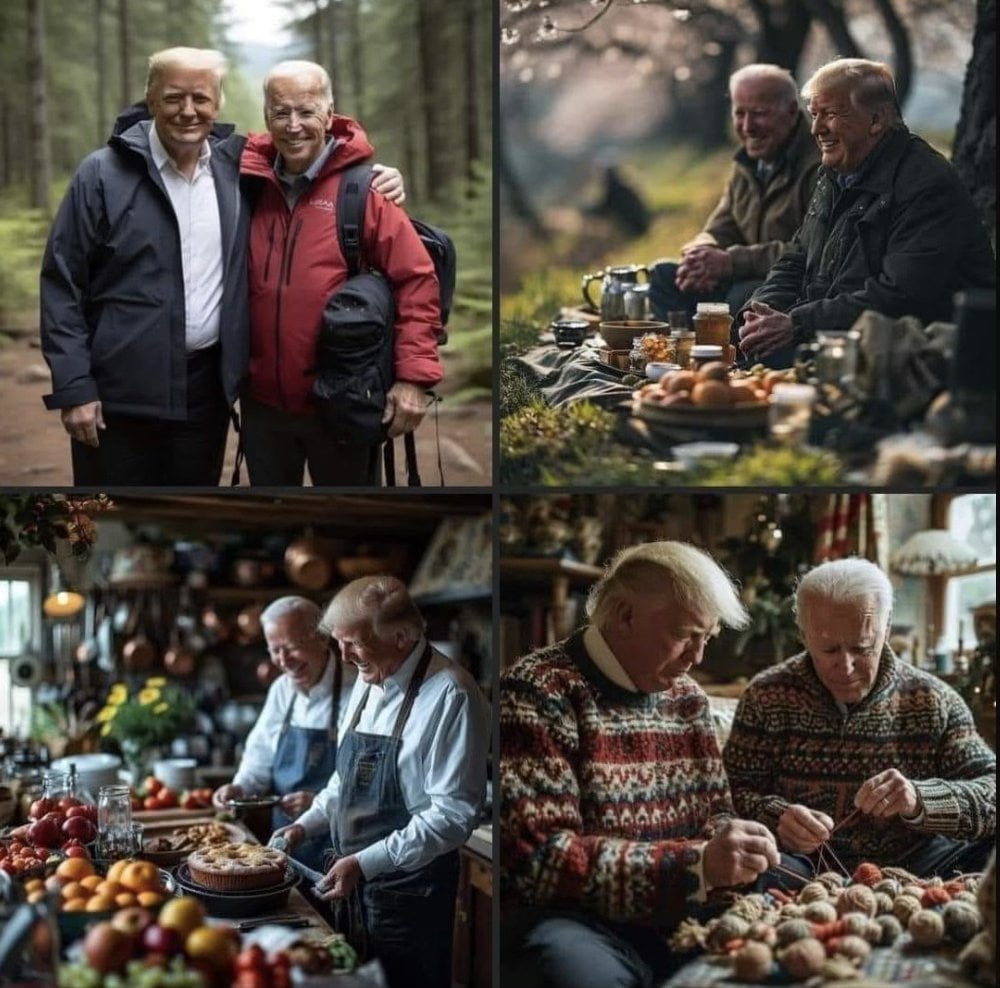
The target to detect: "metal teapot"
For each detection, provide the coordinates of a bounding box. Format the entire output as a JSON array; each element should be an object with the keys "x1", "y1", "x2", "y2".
[{"x1": 581, "y1": 264, "x2": 649, "y2": 321}]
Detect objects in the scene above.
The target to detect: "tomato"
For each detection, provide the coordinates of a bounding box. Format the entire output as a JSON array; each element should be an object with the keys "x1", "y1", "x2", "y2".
[
  {"x1": 235, "y1": 946, "x2": 267, "y2": 972},
  {"x1": 144, "y1": 796, "x2": 161, "y2": 811},
  {"x1": 65, "y1": 845, "x2": 90, "y2": 859},
  {"x1": 156, "y1": 788, "x2": 178, "y2": 809},
  {"x1": 35, "y1": 848, "x2": 50, "y2": 861},
  {"x1": 144, "y1": 776, "x2": 163, "y2": 796}
]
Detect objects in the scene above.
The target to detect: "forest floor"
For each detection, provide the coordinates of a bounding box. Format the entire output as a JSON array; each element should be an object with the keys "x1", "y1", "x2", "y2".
[{"x1": 0, "y1": 331, "x2": 492, "y2": 487}]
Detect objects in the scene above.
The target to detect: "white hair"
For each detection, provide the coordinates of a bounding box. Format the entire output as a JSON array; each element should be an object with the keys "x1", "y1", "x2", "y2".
[
  {"x1": 795, "y1": 558, "x2": 893, "y2": 630},
  {"x1": 802, "y1": 58, "x2": 902, "y2": 126},
  {"x1": 263, "y1": 60, "x2": 334, "y2": 112},
  {"x1": 730, "y1": 63, "x2": 799, "y2": 106},
  {"x1": 586, "y1": 541, "x2": 749, "y2": 630},
  {"x1": 261, "y1": 595, "x2": 323, "y2": 631},
  {"x1": 321, "y1": 576, "x2": 426, "y2": 642},
  {"x1": 145, "y1": 47, "x2": 227, "y2": 105}
]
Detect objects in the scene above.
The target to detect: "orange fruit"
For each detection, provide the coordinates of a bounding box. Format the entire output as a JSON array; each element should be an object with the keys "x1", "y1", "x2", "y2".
[
  {"x1": 56, "y1": 857, "x2": 96, "y2": 882},
  {"x1": 62, "y1": 897, "x2": 88, "y2": 912},
  {"x1": 27, "y1": 890, "x2": 46, "y2": 904},
  {"x1": 24, "y1": 878, "x2": 45, "y2": 894},
  {"x1": 120, "y1": 860, "x2": 161, "y2": 893},
  {"x1": 184, "y1": 926, "x2": 237, "y2": 969},
  {"x1": 106, "y1": 860, "x2": 129, "y2": 884},
  {"x1": 115, "y1": 892, "x2": 138, "y2": 908},
  {"x1": 158, "y1": 896, "x2": 205, "y2": 938},
  {"x1": 80, "y1": 875, "x2": 102, "y2": 891},
  {"x1": 61, "y1": 881, "x2": 87, "y2": 901},
  {"x1": 86, "y1": 894, "x2": 116, "y2": 912},
  {"x1": 137, "y1": 891, "x2": 164, "y2": 908},
  {"x1": 95, "y1": 880, "x2": 124, "y2": 899}
]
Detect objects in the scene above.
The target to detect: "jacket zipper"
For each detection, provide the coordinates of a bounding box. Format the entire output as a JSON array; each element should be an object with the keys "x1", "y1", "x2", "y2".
[
  {"x1": 272, "y1": 215, "x2": 304, "y2": 409},
  {"x1": 263, "y1": 221, "x2": 277, "y2": 282}
]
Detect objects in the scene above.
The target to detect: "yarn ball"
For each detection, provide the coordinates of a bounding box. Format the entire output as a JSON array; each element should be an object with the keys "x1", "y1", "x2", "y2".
[
  {"x1": 875, "y1": 914, "x2": 904, "y2": 946},
  {"x1": 820, "y1": 956, "x2": 860, "y2": 981},
  {"x1": 921, "y1": 886, "x2": 952, "y2": 907},
  {"x1": 909, "y1": 909, "x2": 946, "y2": 948},
  {"x1": 816, "y1": 871, "x2": 848, "y2": 891},
  {"x1": 861, "y1": 919, "x2": 884, "y2": 946},
  {"x1": 799, "y1": 881, "x2": 831, "y2": 904},
  {"x1": 953, "y1": 890, "x2": 978, "y2": 904},
  {"x1": 747, "y1": 922, "x2": 778, "y2": 947},
  {"x1": 804, "y1": 900, "x2": 838, "y2": 924},
  {"x1": 733, "y1": 941, "x2": 774, "y2": 982},
  {"x1": 902, "y1": 884, "x2": 926, "y2": 900},
  {"x1": 893, "y1": 894, "x2": 923, "y2": 926},
  {"x1": 840, "y1": 912, "x2": 870, "y2": 936},
  {"x1": 852, "y1": 863, "x2": 883, "y2": 887},
  {"x1": 776, "y1": 918, "x2": 814, "y2": 946},
  {"x1": 873, "y1": 891, "x2": 895, "y2": 916},
  {"x1": 837, "y1": 885, "x2": 877, "y2": 918},
  {"x1": 831, "y1": 934, "x2": 872, "y2": 966},
  {"x1": 942, "y1": 900, "x2": 982, "y2": 944},
  {"x1": 780, "y1": 937, "x2": 827, "y2": 979},
  {"x1": 730, "y1": 895, "x2": 768, "y2": 923},
  {"x1": 873, "y1": 878, "x2": 902, "y2": 898},
  {"x1": 707, "y1": 913, "x2": 751, "y2": 952},
  {"x1": 780, "y1": 904, "x2": 807, "y2": 919}
]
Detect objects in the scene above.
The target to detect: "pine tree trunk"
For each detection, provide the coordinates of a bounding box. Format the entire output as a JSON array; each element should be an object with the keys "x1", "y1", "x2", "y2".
[
  {"x1": 27, "y1": 0, "x2": 52, "y2": 215},
  {"x1": 463, "y1": 0, "x2": 480, "y2": 178},
  {"x1": 118, "y1": 0, "x2": 131, "y2": 110},
  {"x1": 95, "y1": 0, "x2": 107, "y2": 144},
  {"x1": 326, "y1": 0, "x2": 341, "y2": 103},
  {"x1": 348, "y1": 0, "x2": 363, "y2": 121},
  {"x1": 953, "y1": 0, "x2": 996, "y2": 247},
  {"x1": 416, "y1": 0, "x2": 447, "y2": 199}
]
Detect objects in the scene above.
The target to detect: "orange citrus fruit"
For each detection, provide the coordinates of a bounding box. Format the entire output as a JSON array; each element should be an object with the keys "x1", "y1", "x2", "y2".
[
  {"x1": 55, "y1": 858, "x2": 96, "y2": 882},
  {"x1": 137, "y1": 891, "x2": 164, "y2": 908},
  {"x1": 120, "y1": 860, "x2": 161, "y2": 893}
]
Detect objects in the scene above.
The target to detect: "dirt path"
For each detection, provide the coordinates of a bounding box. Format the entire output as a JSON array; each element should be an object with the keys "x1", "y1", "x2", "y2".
[{"x1": 0, "y1": 333, "x2": 491, "y2": 487}]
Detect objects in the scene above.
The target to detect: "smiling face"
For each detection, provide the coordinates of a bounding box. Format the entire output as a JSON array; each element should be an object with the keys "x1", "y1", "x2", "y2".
[
  {"x1": 731, "y1": 76, "x2": 799, "y2": 162},
  {"x1": 808, "y1": 84, "x2": 888, "y2": 174},
  {"x1": 264, "y1": 610, "x2": 329, "y2": 692},
  {"x1": 147, "y1": 67, "x2": 220, "y2": 160},
  {"x1": 601, "y1": 590, "x2": 718, "y2": 693},
  {"x1": 801, "y1": 595, "x2": 888, "y2": 703},
  {"x1": 333, "y1": 621, "x2": 410, "y2": 687},
  {"x1": 264, "y1": 73, "x2": 334, "y2": 175}
]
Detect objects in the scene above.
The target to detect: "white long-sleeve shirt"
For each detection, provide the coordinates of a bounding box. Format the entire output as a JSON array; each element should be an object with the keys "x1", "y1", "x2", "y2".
[
  {"x1": 232, "y1": 655, "x2": 357, "y2": 794},
  {"x1": 296, "y1": 639, "x2": 490, "y2": 880}
]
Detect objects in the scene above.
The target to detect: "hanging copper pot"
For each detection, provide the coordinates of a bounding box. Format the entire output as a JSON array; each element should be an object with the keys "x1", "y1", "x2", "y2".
[
  {"x1": 284, "y1": 534, "x2": 336, "y2": 591},
  {"x1": 163, "y1": 630, "x2": 196, "y2": 677},
  {"x1": 236, "y1": 603, "x2": 265, "y2": 643},
  {"x1": 121, "y1": 630, "x2": 156, "y2": 672},
  {"x1": 256, "y1": 659, "x2": 280, "y2": 688},
  {"x1": 200, "y1": 603, "x2": 231, "y2": 642}
]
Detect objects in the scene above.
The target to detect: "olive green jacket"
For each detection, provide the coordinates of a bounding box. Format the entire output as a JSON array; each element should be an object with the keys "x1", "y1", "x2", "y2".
[
  {"x1": 688, "y1": 111, "x2": 821, "y2": 279},
  {"x1": 749, "y1": 127, "x2": 996, "y2": 340}
]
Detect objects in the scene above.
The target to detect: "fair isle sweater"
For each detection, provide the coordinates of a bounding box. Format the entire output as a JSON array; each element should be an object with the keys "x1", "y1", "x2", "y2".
[
  {"x1": 500, "y1": 631, "x2": 734, "y2": 928},
  {"x1": 724, "y1": 648, "x2": 996, "y2": 871}
]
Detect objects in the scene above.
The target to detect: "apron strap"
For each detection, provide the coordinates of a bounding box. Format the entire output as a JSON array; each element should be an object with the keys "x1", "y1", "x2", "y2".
[
  {"x1": 390, "y1": 642, "x2": 433, "y2": 741},
  {"x1": 278, "y1": 690, "x2": 297, "y2": 739},
  {"x1": 328, "y1": 650, "x2": 343, "y2": 745}
]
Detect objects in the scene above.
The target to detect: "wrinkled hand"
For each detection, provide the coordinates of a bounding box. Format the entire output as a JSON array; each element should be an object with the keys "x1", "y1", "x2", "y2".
[
  {"x1": 270, "y1": 823, "x2": 305, "y2": 851},
  {"x1": 279, "y1": 790, "x2": 314, "y2": 818},
  {"x1": 738, "y1": 301, "x2": 795, "y2": 359},
  {"x1": 777, "y1": 804, "x2": 834, "y2": 854},
  {"x1": 211, "y1": 783, "x2": 244, "y2": 811},
  {"x1": 61, "y1": 401, "x2": 105, "y2": 447},
  {"x1": 371, "y1": 163, "x2": 406, "y2": 205},
  {"x1": 703, "y1": 819, "x2": 780, "y2": 890},
  {"x1": 855, "y1": 769, "x2": 920, "y2": 820},
  {"x1": 315, "y1": 854, "x2": 362, "y2": 901},
  {"x1": 382, "y1": 381, "x2": 427, "y2": 438},
  {"x1": 676, "y1": 245, "x2": 732, "y2": 293}
]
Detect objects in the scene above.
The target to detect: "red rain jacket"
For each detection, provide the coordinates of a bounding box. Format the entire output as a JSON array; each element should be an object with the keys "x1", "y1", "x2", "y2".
[{"x1": 241, "y1": 116, "x2": 442, "y2": 414}]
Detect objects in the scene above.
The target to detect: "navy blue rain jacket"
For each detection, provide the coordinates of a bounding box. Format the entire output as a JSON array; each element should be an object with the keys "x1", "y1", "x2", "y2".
[{"x1": 40, "y1": 106, "x2": 249, "y2": 419}]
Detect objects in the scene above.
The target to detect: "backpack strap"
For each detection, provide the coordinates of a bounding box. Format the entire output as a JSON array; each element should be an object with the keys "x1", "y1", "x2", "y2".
[
  {"x1": 403, "y1": 433, "x2": 422, "y2": 487},
  {"x1": 336, "y1": 162, "x2": 375, "y2": 278},
  {"x1": 383, "y1": 440, "x2": 396, "y2": 487}
]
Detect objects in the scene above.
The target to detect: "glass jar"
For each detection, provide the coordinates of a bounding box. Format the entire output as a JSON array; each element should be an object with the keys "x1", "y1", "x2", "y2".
[
  {"x1": 667, "y1": 310, "x2": 692, "y2": 332},
  {"x1": 769, "y1": 383, "x2": 816, "y2": 446},
  {"x1": 628, "y1": 336, "x2": 647, "y2": 373},
  {"x1": 97, "y1": 784, "x2": 133, "y2": 860},
  {"x1": 691, "y1": 344, "x2": 724, "y2": 369},
  {"x1": 673, "y1": 330, "x2": 696, "y2": 369},
  {"x1": 693, "y1": 302, "x2": 733, "y2": 347},
  {"x1": 41, "y1": 770, "x2": 70, "y2": 803}
]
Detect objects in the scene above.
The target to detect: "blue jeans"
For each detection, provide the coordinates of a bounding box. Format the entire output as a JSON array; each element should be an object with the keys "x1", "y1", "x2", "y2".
[{"x1": 649, "y1": 260, "x2": 761, "y2": 324}]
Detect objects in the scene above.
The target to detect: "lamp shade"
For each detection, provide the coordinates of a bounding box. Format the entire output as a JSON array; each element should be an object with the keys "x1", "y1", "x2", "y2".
[
  {"x1": 890, "y1": 529, "x2": 980, "y2": 576},
  {"x1": 42, "y1": 590, "x2": 85, "y2": 619}
]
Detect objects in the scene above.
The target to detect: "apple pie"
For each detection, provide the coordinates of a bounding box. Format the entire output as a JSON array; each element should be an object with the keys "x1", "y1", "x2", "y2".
[{"x1": 187, "y1": 841, "x2": 287, "y2": 892}]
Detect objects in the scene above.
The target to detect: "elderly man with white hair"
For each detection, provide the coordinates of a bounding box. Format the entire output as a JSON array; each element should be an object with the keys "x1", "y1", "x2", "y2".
[
  {"x1": 501, "y1": 542, "x2": 780, "y2": 988},
  {"x1": 650, "y1": 63, "x2": 821, "y2": 320},
  {"x1": 725, "y1": 557, "x2": 996, "y2": 880},
  {"x1": 739, "y1": 57, "x2": 995, "y2": 366},
  {"x1": 274, "y1": 576, "x2": 489, "y2": 988}
]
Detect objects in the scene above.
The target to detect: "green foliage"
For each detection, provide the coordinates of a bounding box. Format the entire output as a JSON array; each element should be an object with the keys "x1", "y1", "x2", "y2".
[
  {"x1": 500, "y1": 358, "x2": 541, "y2": 418},
  {"x1": 97, "y1": 678, "x2": 196, "y2": 755},
  {"x1": 694, "y1": 444, "x2": 844, "y2": 486},
  {"x1": 0, "y1": 187, "x2": 50, "y2": 324},
  {"x1": 0, "y1": 494, "x2": 111, "y2": 565}
]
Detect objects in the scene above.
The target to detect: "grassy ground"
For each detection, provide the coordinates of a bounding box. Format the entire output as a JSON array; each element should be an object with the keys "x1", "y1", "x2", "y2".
[{"x1": 0, "y1": 186, "x2": 54, "y2": 333}]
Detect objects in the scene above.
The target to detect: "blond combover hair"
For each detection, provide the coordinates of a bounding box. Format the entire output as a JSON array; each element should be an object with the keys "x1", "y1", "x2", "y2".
[
  {"x1": 145, "y1": 47, "x2": 228, "y2": 105},
  {"x1": 321, "y1": 575, "x2": 426, "y2": 642},
  {"x1": 585, "y1": 541, "x2": 750, "y2": 631},
  {"x1": 802, "y1": 58, "x2": 901, "y2": 125}
]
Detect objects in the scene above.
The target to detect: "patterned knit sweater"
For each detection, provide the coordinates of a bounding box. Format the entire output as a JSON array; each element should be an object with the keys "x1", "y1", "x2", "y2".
[
  {"x1": 724, "y1": 648, "x2": 996, "y2": 872},
  {"x1": 500, "y1": 631, "x2": 734, "y2": 928}
]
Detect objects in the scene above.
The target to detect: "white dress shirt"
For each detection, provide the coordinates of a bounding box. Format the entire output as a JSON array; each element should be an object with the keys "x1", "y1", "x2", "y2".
[
  {"x1": 296, "y1": 638, "x2": 490, "y2": 880},
  {"x1": 583, "y1": 624, "x2": 638, "y2": 692},
  {"x1": 232, "y1": 655, "x2": 357, "y2": 794},
  {"x1": 148, "y1": 124, "x2": 223, "y2": 352}
]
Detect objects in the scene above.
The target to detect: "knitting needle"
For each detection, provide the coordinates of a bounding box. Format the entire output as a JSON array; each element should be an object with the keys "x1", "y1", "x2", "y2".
[
  {"x1": 830, "y1": 807, "x2": 862, "y2": 834},
  {"x1": 772, "y1": 863, "x2": 812, "y2": 886}
]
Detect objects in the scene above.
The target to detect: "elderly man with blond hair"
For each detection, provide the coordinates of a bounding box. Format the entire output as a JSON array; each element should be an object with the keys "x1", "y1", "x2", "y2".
[
  {"x1": 500, "y1": 542, "x2": 781, "y2": 988},
  {"x1": 725, "y1": 557, "x2": 996, "y2": 879},
  {"x1": 739, "y1": 57, "x2": 996, "y2": 366},
  {"x1": 650, "y1": 63, "x2": 821, "y2": 320},
  {"x1": 274, "y1": 576, "x2": 489, "y2": 988}
]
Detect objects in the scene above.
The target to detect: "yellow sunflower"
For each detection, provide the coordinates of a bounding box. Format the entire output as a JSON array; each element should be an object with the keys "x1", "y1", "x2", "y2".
[
  {"x1": 145, "y1": 677, "x2": 167, "y2": 688},
  {"x1": 95, "y1": 706, "x2": 118, "y2": 723},
  {"x1": 137, "y1": 687, "x2": 161, "y2": 705},
  {"x1": 153, "y1": 702, "x2": 169, "y2": 715}
]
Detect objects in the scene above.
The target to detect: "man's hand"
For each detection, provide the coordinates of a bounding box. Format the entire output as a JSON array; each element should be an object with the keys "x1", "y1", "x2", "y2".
[
  {"x1": 738, "y1": 301, "x2": 795, "y2": 359},
  {"x1": 777, "y1": 804, "x2": 834, "y2": 854},
  {"x1": 279, "y1": 790, "x2": 314, "y2": 818},
  {"x1": 855, "y1": 769, "x2": 920, "y2": 820},
  {"x1": 382, "y1": 381, "x2": 427, "y2": 438},
  {"x1": 703, "y1": 819, "x2": 780, "y2": 890},
  {"x1": 676, "y1": 245, "x2": 732, "y2": 293},
  {"x1": 61, "y1": 401, "x2": 105, "y2": 447},
  {"x1": 315, "y1": 854, "x2": 362, "y2": 901},
  {"x1": 211, "y1": 783, "x2": 244, "y2": 811},
  {"x1": 371, "y1": 164, "x2": 406, "y2": 205},
  {"x1": 271, "y1": 823, "x2": 305, "y2": 851}
]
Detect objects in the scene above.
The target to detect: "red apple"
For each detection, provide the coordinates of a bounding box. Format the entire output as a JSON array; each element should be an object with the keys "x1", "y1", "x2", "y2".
[
  {"x1": 64, "y1": 844, "x2": 90, "y2": 859},
  {"x1": 156, "y1": 788, "x2": 178, "y2": 809},
  {"x1": 42, "y1": 811, "x2": 66, "y2": 829},
  {"x1": 65, "y1": 805, "x2": 89, "y2": 819},
  {"x1": 111, "y1": 906, "x2": 155, "y2": 943},
  {"x1": 142, "y1": 923, "x2": 182, "y2": 956},
  {"x1": 27, "y1": 817, "x2": 62, "y2": 848},
  {"x1": 57, "y1": 796, "x2": 82, "y2": 812},
  {"x1": 84, "y1": 922, "x2": 134, "y2": 974},
  {"x1": 62, "y1": 816, "x2": 98, "y2": 842},
  {"x1": 28, "y1": 798, "x2": 55, "y2": 821}
]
